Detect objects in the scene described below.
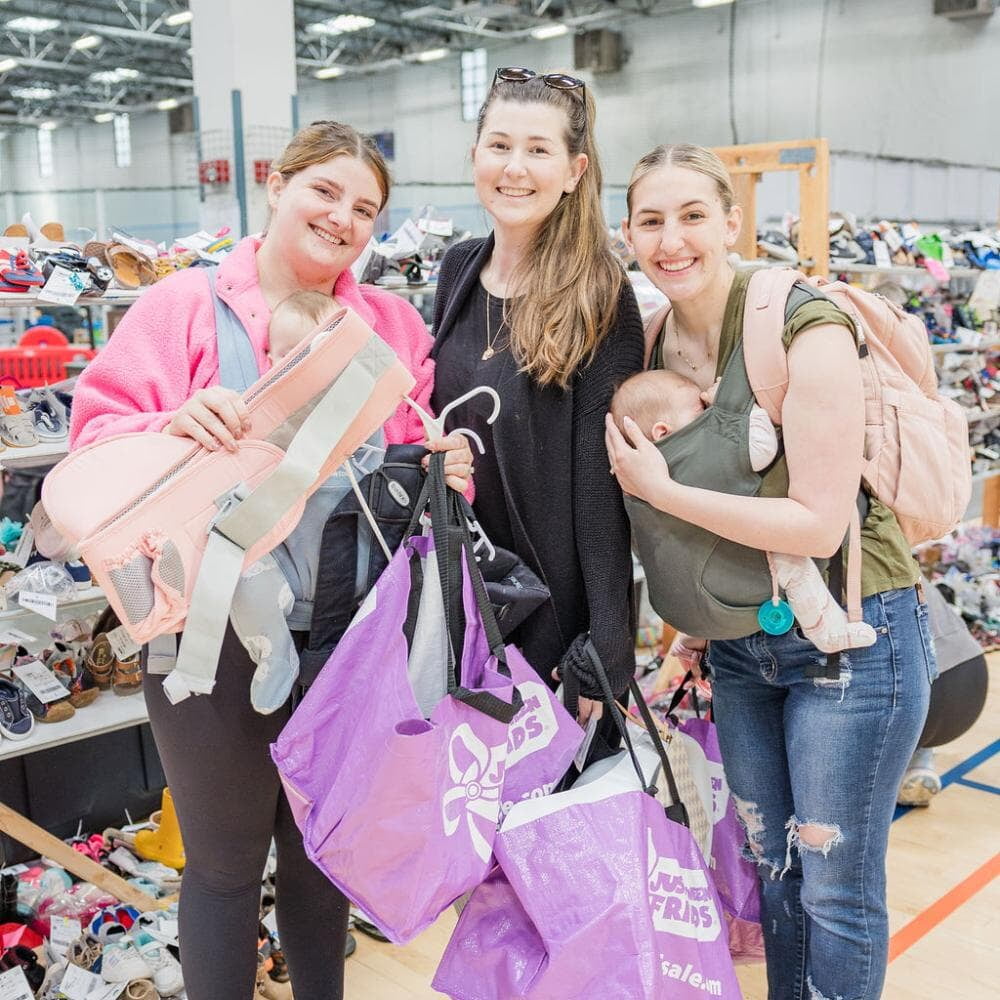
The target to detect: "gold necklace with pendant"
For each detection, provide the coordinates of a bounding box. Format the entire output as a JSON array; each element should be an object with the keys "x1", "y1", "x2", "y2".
[
  {"x1": 669, "y1": 313, "x2": 712, "y2": 373},
  {"x1": 482, "y1": 289, "x2": 505, "y2": 361}
]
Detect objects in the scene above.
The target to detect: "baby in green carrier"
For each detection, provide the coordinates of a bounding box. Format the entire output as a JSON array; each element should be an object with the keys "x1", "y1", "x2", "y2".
[{"x1": 611, "y1": 370, "x2": 876, "y2": 654}]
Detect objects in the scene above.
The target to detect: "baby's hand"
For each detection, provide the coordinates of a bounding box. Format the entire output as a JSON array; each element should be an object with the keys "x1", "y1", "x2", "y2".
[{"x1": 699, "y1": 379, "x2": 721, "y2": 407}]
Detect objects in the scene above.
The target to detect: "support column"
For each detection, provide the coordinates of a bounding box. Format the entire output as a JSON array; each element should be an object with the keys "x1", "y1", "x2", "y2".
[{"x1": 189, "y1": 0, "x2": 297, "y2": 237}]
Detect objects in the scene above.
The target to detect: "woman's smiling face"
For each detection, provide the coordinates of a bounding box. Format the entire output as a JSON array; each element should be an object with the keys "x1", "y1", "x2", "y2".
[
  {"x1": 265, "y1": 154, "x2": 383, "y2": 279},
  {"x1": 472, "y1": 98, "x2": 587, "y2": 238},
  {"x1": 623, "y1": 164, "x2": 742, "y2": 304}
]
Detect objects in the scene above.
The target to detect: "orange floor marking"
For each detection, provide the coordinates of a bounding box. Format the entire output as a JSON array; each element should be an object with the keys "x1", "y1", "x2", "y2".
[{"x1": 888, "y1": 850, "x2": 1000, "y2": 962}]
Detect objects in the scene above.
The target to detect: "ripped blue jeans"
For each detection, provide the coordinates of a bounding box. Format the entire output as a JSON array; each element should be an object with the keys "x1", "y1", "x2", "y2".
[{"x1": 707, "y1": 585, "x2": 934, "y2": 1000}]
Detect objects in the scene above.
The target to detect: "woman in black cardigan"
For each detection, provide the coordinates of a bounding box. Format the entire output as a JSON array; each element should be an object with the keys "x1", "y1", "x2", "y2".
[{"x1": 431, "y1": 68, "x2": 644, "y2": 749}]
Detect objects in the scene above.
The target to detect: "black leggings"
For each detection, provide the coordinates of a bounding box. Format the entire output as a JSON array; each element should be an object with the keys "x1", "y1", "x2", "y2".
[
  {"x1": 918, "y1": 653, "x2": 989, "y2": 749},
  {"x1": 143, "y1": 627, "x2": 350, "y2": 1000}
]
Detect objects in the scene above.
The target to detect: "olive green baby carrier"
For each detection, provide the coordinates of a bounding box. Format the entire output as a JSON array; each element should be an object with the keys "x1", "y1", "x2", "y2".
[{"x1": 626, "y1": 324, "x2": 777, "y2": 640}]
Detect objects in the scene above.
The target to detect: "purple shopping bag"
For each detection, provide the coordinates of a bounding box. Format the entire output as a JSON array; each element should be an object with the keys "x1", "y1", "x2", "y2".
[
  {"x1": 435, "y1": 780, "x2": 742, "y2": 998},
  {"x1": 434, "y1": 658, "x2": 742, "y2": 1000},
  {"x1": 680, "y1": 717, "x2": 761, "y2": 925}
]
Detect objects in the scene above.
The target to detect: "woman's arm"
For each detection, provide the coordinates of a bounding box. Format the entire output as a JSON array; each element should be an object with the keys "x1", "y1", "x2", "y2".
[
  {"x1": 70, "y1": 279, "x2": 209, "y2": 449},
  {"x1": 607, "y1": 322, "x2": 864, "y2": 558},
  {"x1": 573, "y1": 286, "x2": 646, "y2": 694}
]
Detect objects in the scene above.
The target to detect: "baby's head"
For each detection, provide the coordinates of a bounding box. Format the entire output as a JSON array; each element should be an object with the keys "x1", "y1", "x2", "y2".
[
  {"x1": 268, "y1": 290, "x2": 336, "y2": 364},
  {"x1": 610, "y1": 370, "x2": 705, "y2": 441}
]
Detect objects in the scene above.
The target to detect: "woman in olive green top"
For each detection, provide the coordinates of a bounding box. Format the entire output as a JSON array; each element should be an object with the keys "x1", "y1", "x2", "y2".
[{"x1": 606, "y1": 144, "x2": 932, "y2": 1000}]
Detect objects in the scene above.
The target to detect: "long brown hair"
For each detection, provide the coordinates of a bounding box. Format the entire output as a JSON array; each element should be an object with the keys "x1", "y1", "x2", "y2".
[
  {"x1": 476, "y1": 77, "x2": 624, "y2": 389},
  {"x1": 267, "y1": 121, "x2": 392, "y2": 227}
]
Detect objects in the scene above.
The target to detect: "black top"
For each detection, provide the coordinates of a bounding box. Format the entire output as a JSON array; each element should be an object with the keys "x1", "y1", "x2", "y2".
[
  {"x1": 431, "y1": 235, "x2": 645, "y2": 695},
  {"x1": 431, "y1": 280, "x2": 515, "y2": 553}
]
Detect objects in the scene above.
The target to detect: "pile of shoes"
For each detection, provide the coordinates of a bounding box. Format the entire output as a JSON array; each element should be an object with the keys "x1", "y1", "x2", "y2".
[
  {"x1": 1, "y1": 214, "x2": 236, "y2": 297},
  {"x1": 917, "y1": 525, "x2": 1000, "y2": 651}
]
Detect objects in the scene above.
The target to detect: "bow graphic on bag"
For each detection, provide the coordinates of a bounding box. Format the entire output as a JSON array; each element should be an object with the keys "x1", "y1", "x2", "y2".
[{"x1": 442, "y1": 723, "x2": 506, "y2": 863}]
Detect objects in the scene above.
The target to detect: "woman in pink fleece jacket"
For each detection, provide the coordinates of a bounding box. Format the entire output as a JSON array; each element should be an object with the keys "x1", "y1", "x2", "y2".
[{"x1": 70, "y1": 121, "x2": 471, "y2": 1000}]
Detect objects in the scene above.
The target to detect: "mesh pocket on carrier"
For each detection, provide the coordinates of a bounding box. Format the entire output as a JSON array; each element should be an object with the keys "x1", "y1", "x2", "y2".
[
  {"x1": 157, "y1": 539, "x2": 186, "y2": 596},
  {"x1": 107, "y1": 552, "x2": 156, "y2": 625}
]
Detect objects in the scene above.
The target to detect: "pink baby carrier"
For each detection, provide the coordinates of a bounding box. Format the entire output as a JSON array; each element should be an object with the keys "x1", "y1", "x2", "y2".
[{"x1": 39, "y1": 306, "x2": 414, "y2": 703}]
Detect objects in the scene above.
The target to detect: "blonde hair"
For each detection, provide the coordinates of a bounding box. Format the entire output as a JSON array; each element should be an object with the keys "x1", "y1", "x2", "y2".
[
  {"x1": 610, "y1": 369, "x2": 701, "y2": 438},
  {"x1": 267, "y1": 121, "x2": 392, "y2": 229},
  {"x1": 477, "y1": 76, "x2": 624, "y2": 390},
  {"x1": 626, "y1": 143, "x2": 736, "y2": 218},
  {"x1": 271, "y1": 290, "x2": 335, "y2": 330}
]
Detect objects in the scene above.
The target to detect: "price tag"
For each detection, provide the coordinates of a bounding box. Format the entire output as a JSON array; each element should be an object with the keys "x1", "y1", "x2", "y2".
[
  {"x1": 107, "y1": 625, "x2": 140, "y2": 661},
  {"x1": 110, "y1": 227, "x2": 158, "y2": 260},
  {"x1": 17, "y1": 591, "x2": 58, "y2": 620},
  {"x1": 57, "y1": 964, "x2": 124, "y2": 999},
  {"x1": 37, "y1": 265, "x2": 87, "y2": 306},
  {"x1": 0, "y1": 628, "x2": 34, "y2": 646},
  {"x1": 49, "y1": 915, "x2": 82, "y2": 957},
  {"x1": 0, "y1": 966, "x2": 34, "y2": 1000},
  {"x1": 873, "y1": 240, "x2": 892, "y2": 270},
  {"x1": 12, "y1": 660, "x2": 68, "y2": 704},
  {"x1": 9, "y1": 525, "x2": 35, "y2": 569}
]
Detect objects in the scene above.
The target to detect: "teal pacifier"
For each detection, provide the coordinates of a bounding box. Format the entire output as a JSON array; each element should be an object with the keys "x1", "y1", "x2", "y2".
[{"x1": 758, "y1": 598, "x2": 794, "y2": 635}]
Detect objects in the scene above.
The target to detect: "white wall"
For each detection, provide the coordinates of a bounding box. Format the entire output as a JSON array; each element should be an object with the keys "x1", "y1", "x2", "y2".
[
  {"x1": 299, "y1": 0, "x2": 1000, "y2": 230},
  {"x1": 2, "y1": 0, "x2": 999, "y2": 240}
]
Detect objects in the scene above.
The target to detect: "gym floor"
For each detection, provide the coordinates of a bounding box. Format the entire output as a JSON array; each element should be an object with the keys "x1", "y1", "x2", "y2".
[{"x1": 329, "y1": 655, "x2": 999, "y2": 999}]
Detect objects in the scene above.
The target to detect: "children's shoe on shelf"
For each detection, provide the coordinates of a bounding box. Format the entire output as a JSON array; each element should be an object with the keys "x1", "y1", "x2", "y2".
[
  {"x1": 112, "y1": 653, "x2": 143, "y2": 697},
  {"x1": 0, "y1": 676, "x2": 34, "y2": 739},
  {"x1": 86, "y1": 634, "x2": 116, "y2": 690},
  {"x1": 65, "y1": 560, "x2": 92, "y2": 589},
  {"x1": 100, "y1": 936, "x2": 153, "y2": 984},
  {"x1": 124, "y1": 979, "x2": 162, "y2": 1000},
  {"x1": 0, "y1": 386, "x2": 39, "y2": 448},
  {"x1": 24, "y1": 388, "x2": 69, "y2": 442},
  {"x1": 757, "y1": 230, "x2": 798, "y2": 263},
  {"x1": 0, "y1": 250, "x2": 44, "y2": 288},
  {"x1": 133, "y1": 932, "x2": 183, "y2": 996},
  {"x1": 46, "y1": 643, "x2": 100, "y2": 709},
  {"x1": 0, "y1": 942, "x2": 45, "y2": 990},
  {"x1": 9, "y1": 667, "x2": 75, "y2": 724}
]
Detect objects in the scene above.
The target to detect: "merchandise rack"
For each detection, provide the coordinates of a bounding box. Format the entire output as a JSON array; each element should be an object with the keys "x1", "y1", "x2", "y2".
[{"x1": 0, "y1": 439, "x2": 70, "y2": 469}]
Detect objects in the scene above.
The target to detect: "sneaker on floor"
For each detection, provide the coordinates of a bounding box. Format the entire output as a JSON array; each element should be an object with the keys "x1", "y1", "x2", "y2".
[
  {"x1": 99, "y1": 926, "x2": 152, "y2": 983},
  {"x1": 133, "y1": 932, "x2": 184, "y2": 996},
  {"x1": 124, "y1": 980, "x2": 161, "y2": 1000},
  {"x1": 897, "y1": 747, "x2": 942, "y2": 807}
]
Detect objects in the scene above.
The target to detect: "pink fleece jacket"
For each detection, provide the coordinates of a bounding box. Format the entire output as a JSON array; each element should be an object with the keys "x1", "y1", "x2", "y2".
[{"x1": 70, "y1": 236, "x2": 435, "y2": 450}]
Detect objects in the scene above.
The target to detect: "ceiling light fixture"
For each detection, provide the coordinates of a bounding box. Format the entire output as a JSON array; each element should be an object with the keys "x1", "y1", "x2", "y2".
[
  {"x1": 308, "y1": 14, "x2": 375, "y2": 35},
  {"x1": 315, "y1": 66, "x2": 345, "y2": 79},
  {"x1": 692, "y1": 0, "x2": 735, "y2": 7},
  {"x1": 11, "y1": 86, "x2": 54, "y2": 100},
  {"x1": 165, "y1": 10, "x2": 193, "y2": 26},
  {"x1": 91, "y1": 67, "x2": 140, "y2": 83},
  {"x1": 38, "y1": 120, "x2": 57, "y2": 130},
  {"x1": 6, "y1": 16, "x2": 60, "y2": 32},
  {"x1": 414, "y1": 48, "x2": 449, "y2": 62},
  {"x1": 157, "y1": 97, "x2": 179, "y2": 110},
  {"x1": 0, "y1": 57, "x2": 17, "y2": 73},
  {"x1": 94, "y1": 112, "x2": 114, "y2": 123},
  {"x1": 72, "y1": 34, "x2": 101, "y2": 50},
  {"x1": 530, "y1": 23, "x2": 569, "y2": 39}
]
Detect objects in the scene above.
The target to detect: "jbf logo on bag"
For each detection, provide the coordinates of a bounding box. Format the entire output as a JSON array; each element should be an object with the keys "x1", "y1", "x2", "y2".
[
  {"x1": 647, "y1": 836, "x2": 722, "y2": 943},
  {"x1": 506, "y1": 681, "x2": 559, "y2": 767},
  {"x1": 442, "y1": 724, "x2": 506, "y2": 863}
]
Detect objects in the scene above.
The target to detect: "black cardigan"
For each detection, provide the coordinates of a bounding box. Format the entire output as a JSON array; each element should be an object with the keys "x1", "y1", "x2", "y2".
[{"x1": 431, "y1": 235, "x2": 644, "y2": 693}]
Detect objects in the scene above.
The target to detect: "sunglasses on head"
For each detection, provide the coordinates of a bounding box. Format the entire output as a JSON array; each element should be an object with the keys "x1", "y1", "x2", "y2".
[{"x1": 492, "y1": 66, "x2": 587, "y2": 122}]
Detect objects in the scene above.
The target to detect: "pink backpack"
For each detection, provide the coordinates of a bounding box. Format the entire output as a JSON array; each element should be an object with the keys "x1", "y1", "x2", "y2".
[
  {"x1": 40, "y1": 306, "x2": 415, "y2": 703},
  {"x1": 742, "y1": 267, "x2": 971, "y2": 546}
]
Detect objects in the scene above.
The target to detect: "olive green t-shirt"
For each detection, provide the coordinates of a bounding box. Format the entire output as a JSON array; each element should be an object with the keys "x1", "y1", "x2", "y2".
[{"x1": 654, "y1": 268, "x2": 919, "y2": 599}]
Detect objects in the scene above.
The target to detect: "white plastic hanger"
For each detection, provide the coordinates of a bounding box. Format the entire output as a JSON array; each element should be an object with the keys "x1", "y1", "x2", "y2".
[{"x1": 403, "y1": 384, "x2": 501, "y2": 454}]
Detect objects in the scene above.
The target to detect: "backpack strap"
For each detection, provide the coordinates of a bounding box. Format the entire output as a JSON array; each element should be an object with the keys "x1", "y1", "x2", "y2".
[
  {"x1": 204, "y1": 267, "x2": 261, "y2": 392},
  {"x1": 643, "y1": 302, "x2": 672, "y2": 368},
  {"x1": 741, "y1": 267, "x2": 805, "y2": 426}
]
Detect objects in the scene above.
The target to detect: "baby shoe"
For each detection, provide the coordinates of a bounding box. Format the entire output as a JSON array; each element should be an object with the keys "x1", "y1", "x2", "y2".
[
  {"x1": 46, "y1": 643, "x2": 100, "y2": 708},
  {"x1": 0, "y1": 676, "x2": 33, "y2": 739},
  {"x1": 112, "y1": 652, "x2": 143, "y2": 697},
  {"x1": 133, "y1": 931, "x2": 184, "y2": 996}
]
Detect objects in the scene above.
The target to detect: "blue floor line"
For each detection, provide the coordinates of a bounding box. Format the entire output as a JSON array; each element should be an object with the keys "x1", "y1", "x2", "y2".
[
  {"x1": 894, "y1": 738, "x2": 1000, "y2": 821},
  {"x1": 955, "y1": 777, "x2": 1000, "y2": 797}
]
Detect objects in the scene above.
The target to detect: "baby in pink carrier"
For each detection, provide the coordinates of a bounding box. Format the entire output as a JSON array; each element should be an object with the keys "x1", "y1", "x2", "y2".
[{"x1": 611, "y1": 370, "x2": 876, "y2": 654}]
